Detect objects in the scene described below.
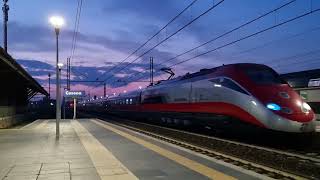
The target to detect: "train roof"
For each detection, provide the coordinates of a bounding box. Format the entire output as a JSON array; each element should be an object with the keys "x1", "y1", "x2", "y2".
[{"x1": 154, "y1": 63, "x2": 270, "y2": 86}]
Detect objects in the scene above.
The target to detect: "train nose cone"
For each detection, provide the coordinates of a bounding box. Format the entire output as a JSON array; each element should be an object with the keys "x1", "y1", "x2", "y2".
[{"x1": 251, "y1": 84, "x2": 315, "y2": 123}]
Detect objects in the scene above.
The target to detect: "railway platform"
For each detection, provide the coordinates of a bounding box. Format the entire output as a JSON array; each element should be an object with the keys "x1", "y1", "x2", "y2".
[{"x1": 0, "y1": 119, "x2": 273, "y2": 180}]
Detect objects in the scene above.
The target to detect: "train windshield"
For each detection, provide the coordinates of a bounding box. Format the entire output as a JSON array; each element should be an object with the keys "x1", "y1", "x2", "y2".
[{"x1": 242, "y1": 66, "x2": 285, "y2": 85}]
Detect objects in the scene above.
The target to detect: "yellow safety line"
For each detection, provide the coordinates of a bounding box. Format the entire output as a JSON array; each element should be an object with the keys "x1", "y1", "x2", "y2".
[
  {"x1": 72, "y1": 120, "x2": 138, "y2": 180},
  {"x1": 35, "y1": 120, "x2": 49, "y2": 129},
  {"x1": 92, "y1": 119, "x2": 236, "y2": 180}
]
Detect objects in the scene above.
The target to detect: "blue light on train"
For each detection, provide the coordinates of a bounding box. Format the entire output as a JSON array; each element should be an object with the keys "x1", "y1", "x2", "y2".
[{"x1": 266, "y1": 103, "x2": 281, "y2": 111}]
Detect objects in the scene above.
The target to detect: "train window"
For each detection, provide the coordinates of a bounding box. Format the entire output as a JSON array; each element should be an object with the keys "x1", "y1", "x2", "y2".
[
  {"x1": 142, "y1": 96, "x2": 164, "y2": 104},
  {"x1": 130, "y1": 99, "x2": 132, "y2": 104},
  {"x1": 126, "y1": 99, "x2": 129, "y2": 104},
  {"x1": 242, "y1": 67, "x2": 285, "y2": 85},
  {"x1": 210, "y1": 78, "x2": 249, "y2": 95}
]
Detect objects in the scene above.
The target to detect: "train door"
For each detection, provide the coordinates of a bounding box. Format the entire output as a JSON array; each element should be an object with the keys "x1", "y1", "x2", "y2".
[
  {"x1": 191, "y1": 79, "x2": 222, "y2": 103},
  {"x1": 166, "y1": 81, "x2": 192, "y2": 103}
]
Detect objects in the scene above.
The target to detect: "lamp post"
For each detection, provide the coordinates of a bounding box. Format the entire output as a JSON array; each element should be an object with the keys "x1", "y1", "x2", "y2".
[
  {"x1": 2, "y1": 0, "x2": 9, "y2": 52},
  {"x1": 50, "y1": 16, "x2": 64, "y2": 139}
]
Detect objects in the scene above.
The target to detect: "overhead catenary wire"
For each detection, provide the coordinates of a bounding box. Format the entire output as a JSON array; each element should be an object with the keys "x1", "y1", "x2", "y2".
[
  {"x1": 90, "y1": 0, "x2": 225, "y2": 92},
  {"x1": 70, "y1": 0, "x2": 83, "y2": 61},
  {"x1": 70, "y1": 0, "x2": 85, "y2": 79},
  {"x1": 122, "y1": 0, "x2": 296, "y2": 83},
  {"x1": 156, "y1": 0, "x2": 296, "y2": 68},
  {"x1": 125, "y1": 7, "x2": 320, "y2": 85},
  {"x1": 170, "y1": 7, "x2": 320, "y2": 67},
  {"x1": 185, "y1": 25, "x2": 320, "y2": 67},
  {"x1": 97, "y1": 0, "x2": 225, "y2": 87},
  {"x1": 70, "y1": 0, "x2": 81, "y2": 59},
  {"x1": 225, "y1": 26, "x2": 320, "y2": 64},
  {"x1": 94, "y1": 0, "x2": 199, "y2": 81}
]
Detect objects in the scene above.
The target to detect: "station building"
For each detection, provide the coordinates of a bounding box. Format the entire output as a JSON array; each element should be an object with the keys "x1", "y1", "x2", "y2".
[{"x1": 0, "y1": 48, "x2": 48, "y2": 128}]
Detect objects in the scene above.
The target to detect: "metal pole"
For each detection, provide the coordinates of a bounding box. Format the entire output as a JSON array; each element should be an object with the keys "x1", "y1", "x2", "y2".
[
  {"x1": 150, "y1": 57, "x2": 154, "y2": 86},
  {"x1": 151, "y1": 57, "x2": 154, "y2": 85},
  {"x1": 104, "y1": 83, "x2": 106, "y2": 97},
  {"x1": 67, "y1": 57, "x2": 70, "y2": 90},
  {"x1": 69, "y1": 58, "x2": 71, "y2": 90},
  {"x1": 150, "y1": 57, "x2": 152, "y2": 85},
  {"x1": 63, "y1": 96, "x2": 66, "y2": 120},
  {"x1": 73, "y1": 98, "x2": 76, "y2": 119},
  {"x1": 66, "y1": 58, "x2": 69, "y2": 90},
  {"x1": 55, "y1": 28, "x2": 60, "y2": 139},
  {"x1": 48, "y1": 73, "x2": 51, "y2": 99},
  {"x1": 2, "y1": 0, "x2": 9, "y2": 52}
]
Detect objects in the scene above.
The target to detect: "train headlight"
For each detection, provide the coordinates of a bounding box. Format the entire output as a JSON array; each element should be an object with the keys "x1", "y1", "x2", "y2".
[
  {"x1": 266, "y1": 103, "x2": 281, "y2": 111},
  {"x1": 302, "y1": 102, "x2": 311, "y2": 111},
  {"x1": 302, "y1": 102, "x2": 311, "y2": 113}
]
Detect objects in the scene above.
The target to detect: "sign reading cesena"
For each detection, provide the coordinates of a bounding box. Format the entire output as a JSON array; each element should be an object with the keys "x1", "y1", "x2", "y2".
[{"x1": 64, "y1": 91, "x2": 85, "y2": 97}]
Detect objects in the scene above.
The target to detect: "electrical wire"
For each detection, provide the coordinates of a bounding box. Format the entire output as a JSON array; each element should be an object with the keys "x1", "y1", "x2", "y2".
[
  {"x1": 90, "y1": 0, "x2": 225, "y2": 92},
  {"x1": 124, "y1": 7, "x2": 320, "y2": 85},
  {"x1": 98, "y1": 0, "x2": 225, "y2": 86},
  {"x1": 123, "y1": 0, "x2": 296, "y2": 83},
  {"x1": 94, "y1": 0, "x2": 199, "y2": 81},
  {"x1": 170, "y1": 8, "x2": 320, "y2": 67}
]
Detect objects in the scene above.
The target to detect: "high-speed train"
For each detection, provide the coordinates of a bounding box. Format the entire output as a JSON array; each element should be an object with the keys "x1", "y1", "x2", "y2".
[{"x1": 81, "y1": 63, "x2": 316, "y2": 133}]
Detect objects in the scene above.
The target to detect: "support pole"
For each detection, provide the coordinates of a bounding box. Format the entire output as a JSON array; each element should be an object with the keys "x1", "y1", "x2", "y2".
[
  {"x1": 104, "y1": 83, "x2": 106, "y2": 97},
  {"x1": 151, "y1": 57, "x2": 154, "y2": 85},
  {"x1": 63, "y1": 96, "x2": 66, "y2": 120},
  {"x1": 48, "y1": 73, "x2": 51, "y2": 99},
  {"x1": 2, "y1": 0, "x2": 9, "y2": 53},
  {"x1": 68, "y1": 57, "x2": 71, "y2": 90},
  {"x1": 67, "y1": 58, "x2": 69, "y2": 90},
  {"x1": 73, "y1": 98, "x2": 76, "y2": 119},
  {"x1": 150, "y1": 57, "x2": 154, "y2": 86},
  {"x1": 55, "y1": 28, "x2": 60, "y2": 139}
]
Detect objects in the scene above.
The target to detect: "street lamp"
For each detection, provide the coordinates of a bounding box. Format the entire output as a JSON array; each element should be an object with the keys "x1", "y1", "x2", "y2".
[{"x1": 50, "y1": 16, "x2": 64, "y2": 139}]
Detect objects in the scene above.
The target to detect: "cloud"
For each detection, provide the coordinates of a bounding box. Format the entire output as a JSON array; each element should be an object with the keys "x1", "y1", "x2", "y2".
[
  {"x1": 7, "y1": 21, "x2": 184, "y2": 69},
  {"x1": 17, "y1": 59, "x2": 156, "y2": 89}
]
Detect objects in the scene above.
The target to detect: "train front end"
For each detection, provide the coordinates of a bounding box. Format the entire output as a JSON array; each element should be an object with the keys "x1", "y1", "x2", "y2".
[{"x1": 237, "y1": 64, "x2": 316, "y2": 133}]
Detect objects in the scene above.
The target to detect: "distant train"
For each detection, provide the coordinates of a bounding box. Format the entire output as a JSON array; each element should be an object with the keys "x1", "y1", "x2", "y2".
[{"x1": 80, "y1": 63, "x2": 316, "y2": 133}]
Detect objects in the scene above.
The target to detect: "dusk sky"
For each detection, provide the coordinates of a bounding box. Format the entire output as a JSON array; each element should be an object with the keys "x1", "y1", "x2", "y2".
[{"x1": 4, "y1": 0, "x2": 320, "y2": 98}]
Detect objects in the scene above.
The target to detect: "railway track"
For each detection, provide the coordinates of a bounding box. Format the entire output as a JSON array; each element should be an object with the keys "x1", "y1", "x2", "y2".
[{"x1": 81, "y1": 112, "x2": 320, "y2": 179}]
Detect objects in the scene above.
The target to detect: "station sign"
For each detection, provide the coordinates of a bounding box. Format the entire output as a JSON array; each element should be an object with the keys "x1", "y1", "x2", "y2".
[{"x1": 64, "y1": 90, "x2": 85, "y2": 97}]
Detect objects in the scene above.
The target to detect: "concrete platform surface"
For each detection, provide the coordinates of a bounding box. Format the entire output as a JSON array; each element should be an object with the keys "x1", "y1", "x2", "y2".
[{"x1": 0, "y1": 119, "x2": 268, "y2": 180}]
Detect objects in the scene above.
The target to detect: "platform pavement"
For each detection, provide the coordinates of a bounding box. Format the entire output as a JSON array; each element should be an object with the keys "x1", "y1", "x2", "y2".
[
  {"x1": 0, "y1": 119, "x2": 129, "y2": 180},
  {"x1": 0, "y1": 119, "x2": 269, "y2": 180}
]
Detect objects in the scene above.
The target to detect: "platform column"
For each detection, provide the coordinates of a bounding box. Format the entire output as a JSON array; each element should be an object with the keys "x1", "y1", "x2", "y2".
[{"x1": 73, "y1": 98, "x2": 76, "y2": 119}]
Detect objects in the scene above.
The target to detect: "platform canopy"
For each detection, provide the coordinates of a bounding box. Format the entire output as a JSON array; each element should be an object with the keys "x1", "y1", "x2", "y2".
[{"x1": 0, "y1": 48, "x2": 48, "y2": 100}]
